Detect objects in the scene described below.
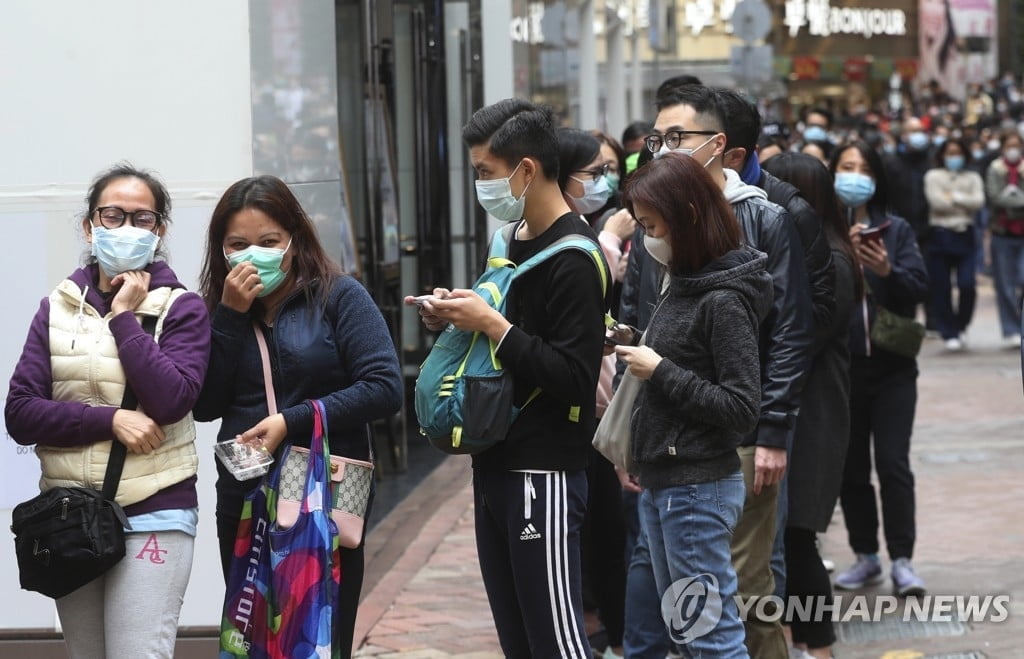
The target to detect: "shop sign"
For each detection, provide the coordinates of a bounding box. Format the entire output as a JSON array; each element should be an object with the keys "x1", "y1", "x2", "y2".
[
  {"x1": 894, "y1": 58, "x2": 919, "y2": 80},
  {"x1": 792, "y1": 55, "x2": 820, "y2": 80},
  {"x1": 510, "y1": 2, "x2": 545, "y2": 44},
  {"x1": 683, "y1": 0, "x2": 739, "y2": 35},
  {"x1": 784, "y1": 0, "x2": 907, "y2": 39},
  {"x1": 843, "y1": 56, "x2": 869, "y2": 80}
]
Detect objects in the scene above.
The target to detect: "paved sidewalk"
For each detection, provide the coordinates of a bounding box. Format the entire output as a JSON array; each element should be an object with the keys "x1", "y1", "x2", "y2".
[{"x1": 355, "y1": 281, "x2": 1024, "y2": 658}]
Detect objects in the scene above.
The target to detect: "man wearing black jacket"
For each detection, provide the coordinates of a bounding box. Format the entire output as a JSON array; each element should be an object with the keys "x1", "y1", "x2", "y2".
[
  {"x1": 619, "y1": 85, "x2": 812, "y2": 658},
  {"x1": 715, "y1": 88, "x2": 835, "y2": 607},
  {"x1": 411, "y1": 99, "x2": 608, "y2": 658}
]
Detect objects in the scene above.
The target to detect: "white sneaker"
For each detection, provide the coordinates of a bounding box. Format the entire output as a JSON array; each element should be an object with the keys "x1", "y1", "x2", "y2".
[
  {"x1": 1003, "y1": 334, "x2": 1022, "y2": 349},
  {"x1": 943, "y1": 337, "x2": 963, "y2": 351},
  {"x1": 822, "y1": 557, "x2": 835, "y2": 572}
]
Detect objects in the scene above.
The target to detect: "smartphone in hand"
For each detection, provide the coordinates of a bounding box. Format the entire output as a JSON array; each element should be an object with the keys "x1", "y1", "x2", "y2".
[{"x1": 859, "y1": 220, "x2": 891, "y2": 246}]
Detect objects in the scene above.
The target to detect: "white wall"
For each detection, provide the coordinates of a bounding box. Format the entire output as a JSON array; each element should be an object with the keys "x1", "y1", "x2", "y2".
[{"x1": 0, "y1": 0, "x2": 253, "y2": 629}]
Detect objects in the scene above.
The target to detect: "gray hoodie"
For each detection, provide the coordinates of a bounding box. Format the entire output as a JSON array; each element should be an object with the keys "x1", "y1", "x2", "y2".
[{"x1": 631, "y1": 247, "x2": 774, "y2": 488}]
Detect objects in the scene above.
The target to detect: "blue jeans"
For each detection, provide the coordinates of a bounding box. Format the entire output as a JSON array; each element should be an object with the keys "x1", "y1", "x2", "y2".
[
  {"x1": 989, "y1": 234, "x2": 1024, "y2": 337},
  {"x1": 624, "y1": 499, "x2": 672, "y2": 659},
  {"x1": 639, "y1": 474, "x2": 749, "y2": 658},
  {"x1": 927, "y1": 227, "x2": 977, "y2": 340}
]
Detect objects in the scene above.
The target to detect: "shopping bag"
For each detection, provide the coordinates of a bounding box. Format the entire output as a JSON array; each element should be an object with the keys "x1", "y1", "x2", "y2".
[{"x1": 220, "y1": 399, "x2": 342, "y2": 659}]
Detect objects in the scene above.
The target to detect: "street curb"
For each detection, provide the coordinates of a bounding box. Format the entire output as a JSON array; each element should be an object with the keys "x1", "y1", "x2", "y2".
[{"x1": 354, "y1": 456, "x2": 473, "y2": 649}]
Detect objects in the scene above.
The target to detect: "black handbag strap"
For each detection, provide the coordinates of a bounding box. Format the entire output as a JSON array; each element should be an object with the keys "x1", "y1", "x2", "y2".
[{"x1": 101, "y1": 315, "x2": 158, "y2": 501}]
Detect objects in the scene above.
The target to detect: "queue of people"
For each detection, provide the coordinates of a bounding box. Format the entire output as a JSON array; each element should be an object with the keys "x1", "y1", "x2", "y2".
[{"x1": 4, "y1": 77, "x2": 1020, "y2": 659}]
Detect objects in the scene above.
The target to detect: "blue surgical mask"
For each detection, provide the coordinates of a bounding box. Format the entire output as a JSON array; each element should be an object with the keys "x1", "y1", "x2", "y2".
[
  {"x1": 605, "y1": 172, "x2": 621, "y2": 193},
  {"x1": 225, "y1": 239, "x2": 292, "y2": 297},
  {"x1": 834, "y1": 172, "x2": 876, "y2": 208},
  {"x1": 971, "y1": 149, "x2": 986, "y2": 161},
  {"x1": 933, "y1": 135, "x2": 947, "y2": 147},
  {"x1": 882, "y1": 143, "x2": 897, "y2": 155},
  {"x1": 474, "y1": 161, "x2": 530, "y2": 222},
  {"x1": 907, "y1": 131, "x2": 930, "y2": 150},
  {"x1": 804, "y1": 125, "x2": 828, "y2": 142},
  {"x1": 944, "y1": 155, "x2": 965, "y2": 171},
  {"x1": 91, "y1": 225, "x2": 160, "y2": 277},
  {"x1": 568, "y1": 174, "x2": 611, "y2": 214}
]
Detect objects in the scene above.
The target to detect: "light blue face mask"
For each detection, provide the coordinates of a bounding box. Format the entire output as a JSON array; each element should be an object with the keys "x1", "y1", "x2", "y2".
[
  {"x1": 568, "y1": 173, "x2": 611, "y2": 214},
  {"x1": 225, "y1": 239, "x2": 292, "y2": 297},
  {"x1": 605, "y1": 172, "x2": 621, "y2": 193},
  {"x1": 804, "y1": 125, "x2": 829, "y2": 143},
  {"x1": 944, "y1": 155, "x2": 965, "y2": 171},
  {"x1": 91, "y1": 225, "x2": 160, "y2": 277},
  {"x1": 834, "y1": 172, "x2": 877, "y2": 208},
  {"x1": 474, "y1": 160, "x2": 530, "y2": 222},
  {"x1": 907, "y1": 131, "x2": 930, "y2": 150}
]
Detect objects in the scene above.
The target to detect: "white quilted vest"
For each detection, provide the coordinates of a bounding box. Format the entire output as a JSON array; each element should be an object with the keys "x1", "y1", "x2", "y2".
[{"x1": 38, "y1": 279, "x2": 199, "y2": 506}]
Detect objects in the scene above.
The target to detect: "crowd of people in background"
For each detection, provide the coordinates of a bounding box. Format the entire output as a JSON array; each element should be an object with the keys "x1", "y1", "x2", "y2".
[
  {"x1": 8, "y1": 69, "x2": 1024, "y2": 659},
  {"x1": 555, "y1": 73, "x2": 1024, "y2": 658}
]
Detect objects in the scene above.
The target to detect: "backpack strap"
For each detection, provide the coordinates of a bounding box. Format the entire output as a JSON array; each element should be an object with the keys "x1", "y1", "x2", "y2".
[{"x1": 487, "y1": 224, "x2": 616, "y2": 422}]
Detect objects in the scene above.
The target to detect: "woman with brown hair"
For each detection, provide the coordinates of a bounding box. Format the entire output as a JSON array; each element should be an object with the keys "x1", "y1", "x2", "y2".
[
  {"x1": 194, "y1": 174, "x2": 403, "y2": 656},
  {"x1": 615, "y1": 152, "x2": 773, "y2": 656}
]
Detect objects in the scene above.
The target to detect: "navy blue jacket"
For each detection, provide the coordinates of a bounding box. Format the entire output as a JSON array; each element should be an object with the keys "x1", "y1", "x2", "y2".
[{"x1": 195, "y1": 276, "x2": 403, "y2": 515}]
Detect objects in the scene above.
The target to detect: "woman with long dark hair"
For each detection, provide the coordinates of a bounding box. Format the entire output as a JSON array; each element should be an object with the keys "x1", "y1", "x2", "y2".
[
  {"x1": 828, "y1": 141, "x2": 929, "y2": 598},
  {"x1": 617, "y1": 152, "x2": 773, "y2": 656},
  {"x1": 762, "y1": 152, "x2": 862, "y2": 657},
  {"x1": 194, "y1": 175, "x2": 403, "y2": 656}
]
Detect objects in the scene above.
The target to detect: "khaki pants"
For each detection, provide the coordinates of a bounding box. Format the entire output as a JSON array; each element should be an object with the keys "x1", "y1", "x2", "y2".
[{"x1": 731, "y1": 446, "x2": 788, "y2": 659}]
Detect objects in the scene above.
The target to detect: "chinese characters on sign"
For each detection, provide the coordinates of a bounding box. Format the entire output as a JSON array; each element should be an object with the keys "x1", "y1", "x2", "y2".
[
  {"x1": 784, "y1": 0, "x2": 907, "y2": 38},
  {"x1": 684, "y1": 0, "x2": 739, "y2": 35}
]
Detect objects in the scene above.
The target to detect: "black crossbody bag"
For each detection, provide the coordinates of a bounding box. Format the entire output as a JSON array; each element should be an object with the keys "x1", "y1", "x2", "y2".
[{"x1": 10, "y1": 316, "x2": 156, "y2": 599}]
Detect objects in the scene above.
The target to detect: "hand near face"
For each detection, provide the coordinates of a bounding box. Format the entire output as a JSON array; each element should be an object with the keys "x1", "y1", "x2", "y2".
[
  {"x1": 614, "y1": 345, "x2": 663, "y2": 380},
  {"x1": 222, "y1": 261, "x2": 263, "y2": 313},
  {"x1": 603, "y1": 208, "x2": 637, "y2": 242},
  {"x1": 110, "y1": 270, "x2": 151, "y2": 316}
]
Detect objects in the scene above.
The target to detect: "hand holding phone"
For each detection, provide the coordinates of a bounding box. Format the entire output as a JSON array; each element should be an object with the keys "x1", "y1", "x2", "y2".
[
  {"x1": 411, "y1": 295, "x2": 437, "y2": 306},
  {"x1": 859, "y1": 220, "x2": 891, "y2": 246}
]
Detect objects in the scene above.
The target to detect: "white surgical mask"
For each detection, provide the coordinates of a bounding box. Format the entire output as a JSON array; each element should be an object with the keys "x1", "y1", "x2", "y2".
[
  {"x1": 654, "y1": 135, "x2": 718, "y2": 167},
  {"x1": 1005, "y1": 148, "x2": 1022, "y2": 164},
  {"x1": 91, "y1": 225, "x2": 160, "y2": 277},
  {"x1": 644, "y1": 234, "x2": 672, "y2": 266},
  {"x1": 474, "y1": 161, "x2": 530, "y2": 222},
  {"x1": 568, "y1": 174, "x2": 611, "y2": 214}
]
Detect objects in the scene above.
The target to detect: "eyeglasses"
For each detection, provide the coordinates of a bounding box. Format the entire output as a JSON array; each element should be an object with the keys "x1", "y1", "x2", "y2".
[
  {"x1": 94, "y1": 206, "x2": 161, "y2": 231},
  {"x1": 572, "y1": 163, "x2": 610, "y2": 182},
  {"x1": 645, "y1": 130, "x2": 719, "y2": 152}
]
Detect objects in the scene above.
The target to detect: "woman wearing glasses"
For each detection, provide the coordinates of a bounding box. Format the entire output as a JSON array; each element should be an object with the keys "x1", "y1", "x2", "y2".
[
  {"x1": 5, "y1": 163, "x2": 210, "y2": 657},
  {"x1": 556, "y1": 127, "x2": 630, "y2": 657}
]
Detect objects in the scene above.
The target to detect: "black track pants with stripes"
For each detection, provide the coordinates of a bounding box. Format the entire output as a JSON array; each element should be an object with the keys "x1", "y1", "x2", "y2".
[{"x1": 473, "y1": 468, "x2": 592, "y2": 659}]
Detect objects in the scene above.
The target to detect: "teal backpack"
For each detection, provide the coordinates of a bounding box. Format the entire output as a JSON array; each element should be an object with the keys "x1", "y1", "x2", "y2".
[{"x1": 415, "y1": 222, "x2": 610, "y2": 455}]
